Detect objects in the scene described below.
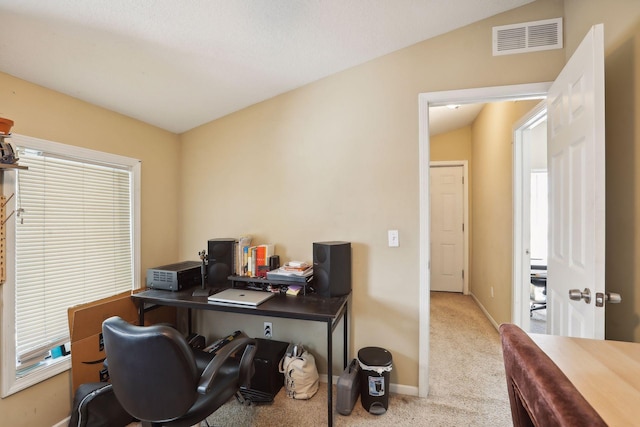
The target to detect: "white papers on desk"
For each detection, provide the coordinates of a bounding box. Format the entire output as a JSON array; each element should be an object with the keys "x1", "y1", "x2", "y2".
[{"x1": 266, "y1": 266, "x2": 313, "y2": 282}]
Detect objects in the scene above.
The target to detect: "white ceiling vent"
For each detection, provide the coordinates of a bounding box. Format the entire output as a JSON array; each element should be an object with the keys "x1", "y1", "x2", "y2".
[{"x1": 493, "y1": 18, "x2": 563, "y2": 56}]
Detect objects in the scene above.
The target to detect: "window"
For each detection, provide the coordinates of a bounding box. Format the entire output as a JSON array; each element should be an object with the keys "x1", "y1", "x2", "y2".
[
  {"x1": 530, "y1": 170, "x2": 548, "y2": 265},
  {"x1": 1, "y1": 134, "x2": 141, "y2": 396}
]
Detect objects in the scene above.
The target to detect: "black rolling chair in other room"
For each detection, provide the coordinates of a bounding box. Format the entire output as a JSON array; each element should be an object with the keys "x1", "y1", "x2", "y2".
[
  {"x1": 102, "y1": 316, "x2": 257, "y2": 427},
  {"x1": 530, "y1": 265, "x2": 547, "y2": 317}
]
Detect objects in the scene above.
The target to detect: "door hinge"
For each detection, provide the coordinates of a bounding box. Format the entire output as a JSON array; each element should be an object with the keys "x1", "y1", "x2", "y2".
[
  {"x1": 462, "y1": 270, "x2": 464, "y2": 279},
  {"x1": 462, "y1": 223, "x2": 464, "y2": 232}
]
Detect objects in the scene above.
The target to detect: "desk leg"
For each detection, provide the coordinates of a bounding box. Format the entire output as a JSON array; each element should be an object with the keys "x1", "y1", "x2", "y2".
[
  {"x1": 327, "y1": 320, "x2": 333, "y2": 427},
  {"x1": 343, "y1": 304, "x2": 348, "y2": 367},
  {"x1": 138, "y1": 303, "x2": 145, "y2": 325}
]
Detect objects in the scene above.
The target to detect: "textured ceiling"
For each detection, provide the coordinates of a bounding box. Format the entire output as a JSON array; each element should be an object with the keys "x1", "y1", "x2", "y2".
[
  {"x1": 429, "y1": 103, "x2": 486, "y2": 136},
  {"x1": 0, "y1": 0, "x2": 533, "y2": 133}
]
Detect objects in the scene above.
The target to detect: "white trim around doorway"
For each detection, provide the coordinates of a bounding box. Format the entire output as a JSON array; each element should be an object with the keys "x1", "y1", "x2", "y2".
[
  {"x1": 418, "y1": 82, "x2": 551, "y2": 398},
  {"x1": 512, "y1": 101, "x2": 547, "y2": 333}
]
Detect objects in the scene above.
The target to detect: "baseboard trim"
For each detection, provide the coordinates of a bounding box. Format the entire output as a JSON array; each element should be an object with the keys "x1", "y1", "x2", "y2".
[
  {"x1": 53, "y1": 418, "x2": 70, "y2": 427},
  {"x1": 469, "y1": 292, "x2": 501, "y2": 331},
  {"x1": 319, "y1": 374, "x2": 418, "y2": 397}
]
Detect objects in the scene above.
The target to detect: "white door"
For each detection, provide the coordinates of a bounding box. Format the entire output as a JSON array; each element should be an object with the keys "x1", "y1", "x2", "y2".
[
  {"x1": 547, "y1": 24, "x2": 605, "y2": 338},
  {"x1": 430, "y1": 165, "x2": 464, "y2": 292}
]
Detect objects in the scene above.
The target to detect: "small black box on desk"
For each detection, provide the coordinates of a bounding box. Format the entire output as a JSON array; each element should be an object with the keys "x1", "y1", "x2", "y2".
[
  {"x1": 146, "y1": 261, "x2": 201, "y2": 291},
  {"x1": 240, "y1": 338, "x2": 289, "y2": 404}
]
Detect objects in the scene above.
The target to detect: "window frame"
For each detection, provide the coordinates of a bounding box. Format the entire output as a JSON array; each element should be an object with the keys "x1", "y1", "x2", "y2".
[{"x1": 0, "y1": 134, "x2": 141, "y2": 397}]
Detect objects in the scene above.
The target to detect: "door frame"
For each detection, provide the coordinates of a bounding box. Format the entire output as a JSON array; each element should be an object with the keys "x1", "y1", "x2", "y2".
[
  {"x1": 512, "y1": 101, "x2": 547, "y2": 332},
  {"x1": 418, "y1": 82, "x2": 551, "y2": 397},
  {"x1": 429, "y1": 161, "x2": 469, "y2": 295}
]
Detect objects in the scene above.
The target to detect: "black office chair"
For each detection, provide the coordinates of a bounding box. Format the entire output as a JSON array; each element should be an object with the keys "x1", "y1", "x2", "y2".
[
  {"x1": 530, "y1": 265, "x2": 547, "y2": 317},
  {"x1": 102, "y1": 316, "x2": 257, "y2": 427}
]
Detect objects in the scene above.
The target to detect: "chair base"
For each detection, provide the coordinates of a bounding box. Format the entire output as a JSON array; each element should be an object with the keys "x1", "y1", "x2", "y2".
[{"x1": 530, "y1": 302, "x2": 546, "y2": 317}]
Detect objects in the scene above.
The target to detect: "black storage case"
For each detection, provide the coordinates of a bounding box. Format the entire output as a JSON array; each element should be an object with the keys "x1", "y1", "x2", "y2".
[
  {"x1": 68, "y1": 382, "x2": 135, "y2": 427},
  {"x1": 240, "y1": 338, "x2": 289, "y2": 404},
  {"x1": 336, "y1": 358, "x2": 361, "y2": 415}
]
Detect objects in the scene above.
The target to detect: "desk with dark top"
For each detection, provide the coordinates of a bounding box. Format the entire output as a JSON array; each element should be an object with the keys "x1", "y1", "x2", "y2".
[{"x1": 131, "y1": 288, "x2": 350, "y2": 427}]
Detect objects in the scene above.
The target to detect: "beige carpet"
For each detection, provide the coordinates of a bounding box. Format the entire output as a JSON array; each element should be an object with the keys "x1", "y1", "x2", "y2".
[
  {"x1": 529, "y1": 308, "x2": 547, "y2": 334},
  {"x1": 131, "y1": 292, "x2": 512, "y2": 426},
  {"x1": 203, "y1": 292, "x2": 512, "y2": 426}
]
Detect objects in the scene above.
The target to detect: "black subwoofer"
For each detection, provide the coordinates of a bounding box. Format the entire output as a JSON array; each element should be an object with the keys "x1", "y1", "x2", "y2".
[
  {"x1": 251, "y1": 339, "x2": 288, "y2": 395},
  {"x1": 207, "y1": 238, "x2": 235, "y2": 286},
  {"x1": 313, "y1": 241, "x2": 351, "y2": 297}
]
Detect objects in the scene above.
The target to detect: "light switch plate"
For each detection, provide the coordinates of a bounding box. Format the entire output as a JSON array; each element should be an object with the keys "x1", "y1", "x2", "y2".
[{"x1": 388, "y1": 230, "x2": 399, "y2": 247}]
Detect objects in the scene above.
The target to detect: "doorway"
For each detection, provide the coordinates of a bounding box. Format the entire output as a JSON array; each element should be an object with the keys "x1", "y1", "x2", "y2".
[
  {"x1": 418, "y1": 82, "x2": 551, "y2": 397},
  {"x1": 420, "y1": 24, "x2": 606, "y2": 397},
  {"x1": 513, "y1": 101, "x2": 548, "y2": 334}
]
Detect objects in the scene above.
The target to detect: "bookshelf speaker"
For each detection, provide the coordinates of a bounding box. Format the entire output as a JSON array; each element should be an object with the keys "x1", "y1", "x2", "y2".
[
  {"x1": 207, "y1": 238, "x2": 235, "y2": 286},
  {"x1": 313, "y1": 241, "x2": 351, "y2": 297}
]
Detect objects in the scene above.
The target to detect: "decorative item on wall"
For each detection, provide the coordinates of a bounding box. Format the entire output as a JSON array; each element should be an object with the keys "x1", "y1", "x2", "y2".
[
  {"x1": 0, "y1": 117, "x2": 13, "y2": 134},
  {"x1": 0, "y1": 117, "x2": 18, "y2": 165},
  {"x1": 0, "y1": 117, "x2": 27, "y2": 284},
  {"x1": 0, "y1": 139, "x2": 18, "y2": 165},
  {"x1": 0, "y1": 117, "x2": 23, "y2": 168}
]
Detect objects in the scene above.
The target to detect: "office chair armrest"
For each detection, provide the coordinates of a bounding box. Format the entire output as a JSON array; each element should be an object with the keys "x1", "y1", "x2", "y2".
[
  {"x1": 197, "y1": 337, "x2": 257, "y2": 394},
  {"x1": 236, "y1": 340, "x2": 258, "y2": 389}
]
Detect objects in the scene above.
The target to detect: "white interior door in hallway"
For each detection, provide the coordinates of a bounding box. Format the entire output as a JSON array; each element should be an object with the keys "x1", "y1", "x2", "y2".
[
  {"x1": 546, "y1": 24, "x2": 607, "y2": 338},
  {"x1": 430, "y1": 164, "x2": 466, "y2": 293}
]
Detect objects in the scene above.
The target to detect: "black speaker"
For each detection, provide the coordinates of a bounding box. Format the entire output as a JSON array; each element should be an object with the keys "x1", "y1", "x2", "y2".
[
  {"x1": 313, "y1": 241, "x2": 351, "y2": 297},
  {"x1": 207, "y1": 238, "x2": 235, "y2": 286}
]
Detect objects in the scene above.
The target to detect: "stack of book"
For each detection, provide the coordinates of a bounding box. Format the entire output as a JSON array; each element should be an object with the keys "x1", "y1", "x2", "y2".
[
  {"x1": 266, "y1": 261, "x2": 313, "y2": 283},
  {"x1": 235, "y1": 236, "x2": 252, "y2": 276},
  {"x1": 239, "y1": 242, "x2": 275, "y2": 277}
]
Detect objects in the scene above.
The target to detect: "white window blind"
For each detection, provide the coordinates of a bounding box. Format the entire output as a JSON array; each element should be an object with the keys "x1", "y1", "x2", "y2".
[{"x1": 14, "y1": 147, "x2": 134, "y2": 363}]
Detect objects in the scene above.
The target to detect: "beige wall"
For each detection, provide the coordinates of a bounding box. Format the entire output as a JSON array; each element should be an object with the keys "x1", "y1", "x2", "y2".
[
  {"x1": 179, "y1": 0, "x2": 565, "y2": 389},
  {"x1": 430, "y1": 125, "x2": 473, "y2": 277},
  {"x1": 431, "y1": 125, "x2": 472, "y2": 162},
  {"x1": 470, "y1": 100, "x2": 540, "y2": 324},
  {"x1": 0, "y1": 72, "x2": 181, "y2": 426}
]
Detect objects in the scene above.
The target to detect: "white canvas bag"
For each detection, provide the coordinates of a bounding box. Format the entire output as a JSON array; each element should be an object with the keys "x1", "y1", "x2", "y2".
[{"x1": 278, "y1": 343, "x2": 319, "y2": 399}]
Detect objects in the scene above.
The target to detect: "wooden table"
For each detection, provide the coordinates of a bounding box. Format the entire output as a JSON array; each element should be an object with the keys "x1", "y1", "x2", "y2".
[{"x1": 530, "y1": 334, "x2": 640, "y2": 426}]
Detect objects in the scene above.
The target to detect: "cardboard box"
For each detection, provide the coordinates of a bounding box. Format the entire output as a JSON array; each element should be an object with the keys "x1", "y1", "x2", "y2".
[{"x1": 67, "y1": 290, "x2": 176, "y2": 394}]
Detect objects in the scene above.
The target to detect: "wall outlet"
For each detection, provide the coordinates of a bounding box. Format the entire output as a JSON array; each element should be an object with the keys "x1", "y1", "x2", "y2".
[{"x1": 264, "y1": 321, "x2": 273, "y2": 338}]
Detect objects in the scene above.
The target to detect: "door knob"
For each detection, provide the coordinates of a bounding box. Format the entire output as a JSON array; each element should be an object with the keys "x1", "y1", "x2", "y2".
[
  {"x1": 595, "y1": 291, "x2": 622, "y2": 307},
  {"x1": 569, "y1": 288, "x2": 591, "y2": 304}
]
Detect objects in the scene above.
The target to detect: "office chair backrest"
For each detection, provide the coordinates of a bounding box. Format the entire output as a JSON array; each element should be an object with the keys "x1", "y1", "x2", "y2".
[
  {"x1": 102, "y1": 316, "x2": 199, "y2": 423},
  {"x1": 499, "y1": 324, "x2": 606, "y2": 427}
]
